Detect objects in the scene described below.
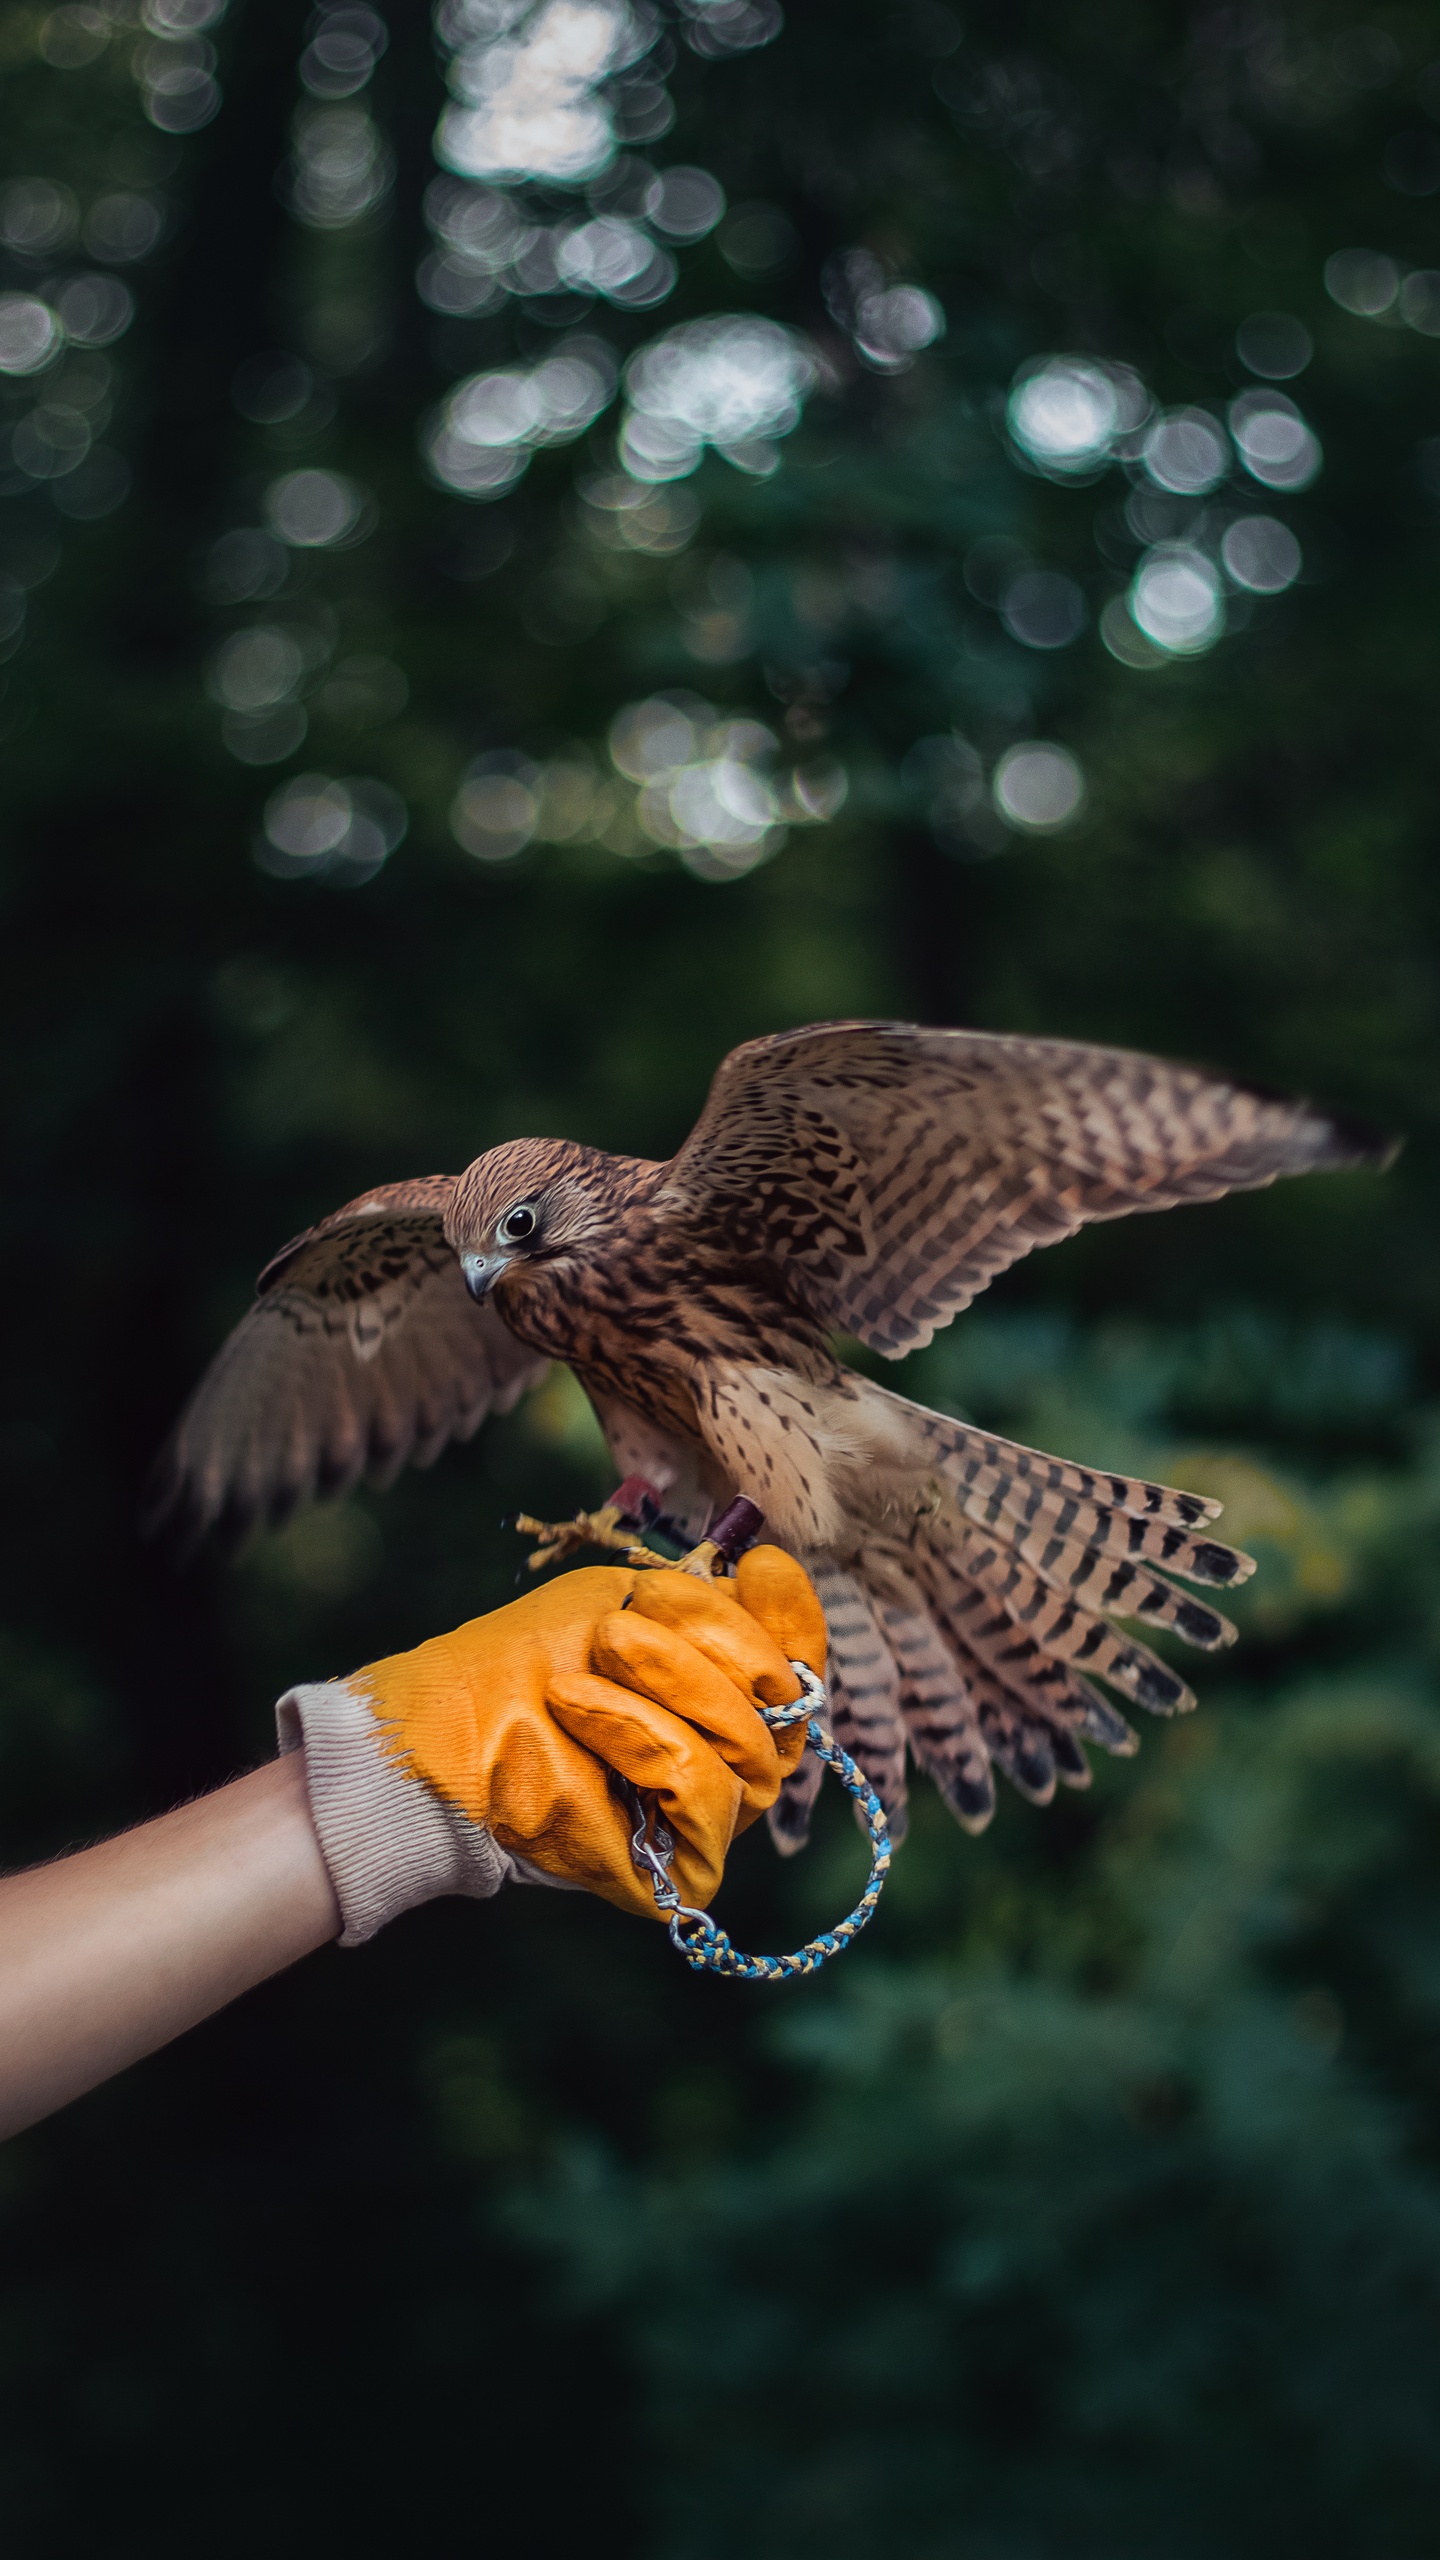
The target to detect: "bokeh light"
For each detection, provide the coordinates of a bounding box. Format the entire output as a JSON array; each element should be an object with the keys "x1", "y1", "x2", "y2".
[
  {"x1": 447, "y1": 696, "x2": 844, "y2": 878},
  {"x1": 418, "y1": 179, "x2": 517, "y2": 314},
  {"x1": 38, "y1": 5, "x2": 111, "y2": 65},
  {"x1": 142, "y1": 0, "x2": 228, "y2": 29},
  {"x1": 83, "y1": 193, "x2": 164, "y2": 261},
  {"x1": 1228, "y1": 389, "x2": 1321, "y2": 492},
  {"x1": 1220, "y1": 515, "x2": 1302, "y2": 594},
  {"x1": 206, "y1": 625, "x2": 308, "y2": 712},
  {"x1": 435, "y1": 0, "x2": 655, "y2": 187},
  {"x1": 51, "y1": 274, "x2": 134, "y2": 345},
  {"x1": 644, "y1": 165, "x2": 725, "y2": 238},
  {"x1": 1401, "y1": 272, "x2": 1440, "y2": 337},
  {"x1": 999, "y1": 568, "x2": 1086, "y2": 650},
  {"x1": 677, "y1": 0, "x2": 781, "y2": 54},
  {"x1": 419, "y1": 6, "x2": 751, "y2": 580},
  {"x1": 824, "y1": 249, "x2": 944, "y2": 373},
  {"x1": 1323, "y1": 247, "x2": 1399, "y2": 316},
  {"x1": 289, "y1": 102, "x2": 395, "y2": 227},
  {"x1": 1234, "y1": 310, "x2": 1312, "y2": 379},
  {"x1": 608, "y1": 693, "x2": 700, "y2": 780},
  {"x1": 264, "y1": 468, "x2": 370, "y2": 546},
  {"x1": 620, "y1": 315, "x2": 817, "y2": 480},
  {"x1": 992, "y1": 742, "x2": 1085, "y2": 831},
  {"x1": 300, "y1": 4, "x2": 388, "y2": 97},
  {"x1": 258, "y1": 771, "x2": 407, "y2": 884},
  {"x1": 451, "y1": 750, "x2": 542, "y2": 860},
  {"x1": 424, "y1": 340, "x2": 616, "y2": 495},
  {"x1": 1141, "y1": 408, "x2": 1229, "y2": 495},
  {"x1": 232, "y1": 352, "x2": 321, "y2": 426},
  {"x1": 853, "y1": 280, "x2": 943, "y2": 370},
  {"x1": 1007, "y1": 355, "x2": 1149, "y2": 478},
  {"x1": 12, "y1": 399, "x2": 90, "y2": 478},
  {"x1": 416, "y1": 168, "x2": 713, "y2": 319},
  {"x1": 1128, "y1": 544, "x2": 1224, "y2": 653},
  {"x1": 0, "y1": 296, "x2": 62, "y2": 376},
  {"x1": 0, "y1": 178, "x2": 79, "y2": 256},
  {"x1": 135, "y1": 12, "x2": 224, "y2": 134},
  {"x1": 578, "y1": 470, "x2": 700, "y2": 551},
  {"x1": 608, "y1": 691, "x2": 805, "y2": 876},
  {"x1": 556, "y1": 214, "x2": 674, "y2": 303}
]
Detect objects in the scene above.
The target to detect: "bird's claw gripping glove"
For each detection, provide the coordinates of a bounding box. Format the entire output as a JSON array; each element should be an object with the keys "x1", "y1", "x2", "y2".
[{"x1": 276, "y1": 1547, "x2": 827, "y2": 1945}]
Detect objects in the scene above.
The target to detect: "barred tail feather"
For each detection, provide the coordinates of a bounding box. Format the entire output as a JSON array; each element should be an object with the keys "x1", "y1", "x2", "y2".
[
  {"x1": 959, "y1": 1473, "x2": 1254, "y2": 1589},
  {"x1": 789, "y1": 1390, "x2": 1244, "y2": 1844},
  {"x1": 974, "y1": 1514, "x2": 1240, "y2": 1645},
  {"x1": 861, "y1": 1561, "x2": 994, "y2": 1833},
  {"x1": 1071, "y1": 1678, "x2": 1140, "y2": 1758},
  {"x1": 809, "y1": 1563, "x2": 910, "y2": 1841},
  {"x1": 768, "y1": 1743, "x2": 824, "y2": 1856},
  {"x1": 919, "y1": 1531, "x2": 1194, "y2": 1717},
  {"x1": 970, "y1": 1679, "x2": 1059, "y2": 1805},
  {"x1": 907, "y1": 1400, "x2": 1224, "y2": 1530}
]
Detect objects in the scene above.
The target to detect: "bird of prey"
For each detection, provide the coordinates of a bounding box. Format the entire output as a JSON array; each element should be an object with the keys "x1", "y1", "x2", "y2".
[{"x1": 153, "y1": 1022, "x2": 1388, "y2": 1849}]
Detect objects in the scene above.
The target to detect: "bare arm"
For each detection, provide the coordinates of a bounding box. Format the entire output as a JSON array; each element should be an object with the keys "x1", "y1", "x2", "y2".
[{"x1": 0, "y1": 1755, "x2": 341, "y2": 2141}]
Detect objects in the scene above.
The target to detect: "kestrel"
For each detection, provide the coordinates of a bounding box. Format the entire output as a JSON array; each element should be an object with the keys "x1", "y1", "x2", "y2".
[{"x1": 154, "y1": 1023, "x2": 1388, "y2": 1847}]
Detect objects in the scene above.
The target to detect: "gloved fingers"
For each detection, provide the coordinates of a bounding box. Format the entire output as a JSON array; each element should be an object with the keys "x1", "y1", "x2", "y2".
[
  {"x1": 589, "y1": 1611, "x2": 784, "y2": 1806},
  {"x1": 546, "y1": 1671, "x2": 739, "y2": 1907},
  {"x1": 733, "y1": 1547, "x2": 830, "y2": 1681},
  {"x1": 627, "y1": 1567, "x2": 803, "y2": 1710}
]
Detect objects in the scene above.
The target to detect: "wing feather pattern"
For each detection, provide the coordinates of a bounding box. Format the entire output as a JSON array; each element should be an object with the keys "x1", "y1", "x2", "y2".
[
  {"x1": 663, "y1": 1022, "x2": 1391, "y2": 1356},
  {"x1": 150, "y1": 1177, "x2": 547, "y2": 1543}
]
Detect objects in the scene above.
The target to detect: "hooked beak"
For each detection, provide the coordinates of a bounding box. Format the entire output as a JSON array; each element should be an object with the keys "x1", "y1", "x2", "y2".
[{"x1": 461, "y1": 1252, "x2": 509, "y2": 1304}]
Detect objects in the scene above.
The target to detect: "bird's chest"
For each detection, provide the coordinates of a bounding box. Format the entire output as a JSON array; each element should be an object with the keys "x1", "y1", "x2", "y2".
[{"x1": 498, "y1": 1241, "x2": 826, "y2": 1431}]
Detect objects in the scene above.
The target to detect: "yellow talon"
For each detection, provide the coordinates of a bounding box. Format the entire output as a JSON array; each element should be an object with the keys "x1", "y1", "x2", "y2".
[{"x1": 513, "y1": 1506, "x2": 667, "y2": 1572}]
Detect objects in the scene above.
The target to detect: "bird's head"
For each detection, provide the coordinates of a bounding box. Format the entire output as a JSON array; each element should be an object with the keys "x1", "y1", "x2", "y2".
[{"x1": 445, "y1": 1137, "x2": 625, "y2": 1304}]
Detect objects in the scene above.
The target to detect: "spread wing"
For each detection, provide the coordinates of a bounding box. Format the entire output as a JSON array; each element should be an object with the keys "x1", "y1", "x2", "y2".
[
  {"x1": 661, "y1": 1022, "x2": 1392, "y2": 1356},
  {"x1": 150, "y1": 1176, "x2": 548, "y2": 1543}
]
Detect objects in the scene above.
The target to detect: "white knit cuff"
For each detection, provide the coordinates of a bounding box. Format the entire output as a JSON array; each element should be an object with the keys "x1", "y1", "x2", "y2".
[{"x1": 275, "y1": 1676, "x2": 561, "y2": 1947}]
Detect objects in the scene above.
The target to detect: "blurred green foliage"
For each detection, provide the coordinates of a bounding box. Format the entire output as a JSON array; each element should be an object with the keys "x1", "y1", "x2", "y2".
[
  {"x1": 504, "y1": 1321, "x2": 1440, "y2": 2556},
  {"x1": 2, "y1": 0, "x2": 1440, "y2": 2550}
]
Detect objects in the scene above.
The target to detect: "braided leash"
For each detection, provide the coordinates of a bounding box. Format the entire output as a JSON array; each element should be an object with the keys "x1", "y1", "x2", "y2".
[
  {"x1": 515, "y1": 1483, "x2": 892, "y2": 1979},
  {"x1": 628, "y1": 1662, "x2": 893, "y2": 1981}
]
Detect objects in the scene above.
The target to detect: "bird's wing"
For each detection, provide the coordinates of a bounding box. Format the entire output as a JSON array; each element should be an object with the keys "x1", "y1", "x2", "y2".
[
  {"x1": 150, "y1": 1176, "x2": 548, "y2": 1542},
  {"x1": 660, "y1": 1021, "x2": 1391, "y2": 1355}
]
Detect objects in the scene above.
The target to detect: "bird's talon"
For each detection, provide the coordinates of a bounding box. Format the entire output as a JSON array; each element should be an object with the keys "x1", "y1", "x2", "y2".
[{"x1": 513, "y1": 1506, "x2": 663, "y2": 1572}]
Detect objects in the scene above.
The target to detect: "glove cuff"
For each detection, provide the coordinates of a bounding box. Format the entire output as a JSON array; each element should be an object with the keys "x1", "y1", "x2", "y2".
[{"x1": 277, "y1": 1675, "x2": 522, "y2": 1946}]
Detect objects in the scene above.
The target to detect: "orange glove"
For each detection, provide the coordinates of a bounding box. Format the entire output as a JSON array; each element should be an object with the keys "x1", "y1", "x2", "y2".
[{"x1": 275, "y1": 1547, "x2": 827, "y2": 1944}]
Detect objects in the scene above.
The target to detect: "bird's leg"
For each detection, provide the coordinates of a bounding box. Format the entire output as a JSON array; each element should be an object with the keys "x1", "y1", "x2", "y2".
[
  {"x1": 513, "y1": 1504, "x2": 660, "y2": 1572},
  {"x1": 666, "y1": 1496, "x2": 767, "y2": 1580},
  {"x1": 513, "y1": 1476, "x2": 682, "y2": 1574},
  {"x1": 513, "y1": 1484, "x2": 765, "y2": 1579}
]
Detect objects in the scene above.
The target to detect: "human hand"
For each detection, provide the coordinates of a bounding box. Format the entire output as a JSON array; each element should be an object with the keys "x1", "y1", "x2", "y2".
[{"x1": 277, "y1": 1545, "x2": 827, "y2": 1941}]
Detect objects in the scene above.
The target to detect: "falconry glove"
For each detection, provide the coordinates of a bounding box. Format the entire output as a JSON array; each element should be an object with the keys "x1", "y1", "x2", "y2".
[{"x1": 276, "y1": 1546, "x2": 826, "y2": 1944}]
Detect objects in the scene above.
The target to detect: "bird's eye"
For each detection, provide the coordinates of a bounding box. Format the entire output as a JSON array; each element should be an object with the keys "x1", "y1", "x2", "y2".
[{"x1": 498, "y1": 1204, "x2": 536, "y2": 1245}]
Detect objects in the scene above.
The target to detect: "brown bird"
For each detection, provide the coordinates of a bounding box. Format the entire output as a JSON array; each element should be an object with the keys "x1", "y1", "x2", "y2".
[{"x1": 153, "y1": 1022, "x2": 1389, "y2": 1848}]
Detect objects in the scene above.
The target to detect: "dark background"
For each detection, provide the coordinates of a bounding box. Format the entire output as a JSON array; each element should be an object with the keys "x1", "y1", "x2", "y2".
[{"x1": 3, "y1": 1, "x2": 1440, "y2": 2551}]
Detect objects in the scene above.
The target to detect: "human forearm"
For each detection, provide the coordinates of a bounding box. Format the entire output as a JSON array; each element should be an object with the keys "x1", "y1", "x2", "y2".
[
  {"x1": 0, "y1": 1551, "x2": 826, "y2": 2141},
  {"x1": 0, "y1": 1754, "x2": 340, "y2": 2141}
]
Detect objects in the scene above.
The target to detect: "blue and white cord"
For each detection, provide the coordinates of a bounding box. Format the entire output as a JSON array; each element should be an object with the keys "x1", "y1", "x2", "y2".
[{"x1": 628, "y1": 1662, "x2": 892, "y2": 1982}]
